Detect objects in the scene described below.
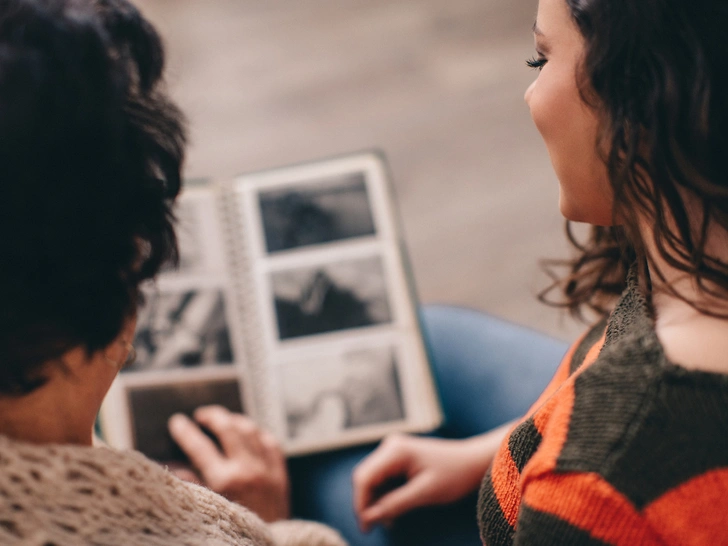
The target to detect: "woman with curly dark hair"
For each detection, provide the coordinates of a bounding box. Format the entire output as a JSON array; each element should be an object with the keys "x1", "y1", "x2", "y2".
[
  {"x1": 353, "y1": 0, "x2": 728, "y2": 543},
  {"x1": 0, "y1": 1, "x2": 343, "y2": 544}
]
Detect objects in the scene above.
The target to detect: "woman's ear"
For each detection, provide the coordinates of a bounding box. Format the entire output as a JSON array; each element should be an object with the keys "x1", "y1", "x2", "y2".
[{"x1": 102, "y1": 315, "x2": 138, "y2": 370}]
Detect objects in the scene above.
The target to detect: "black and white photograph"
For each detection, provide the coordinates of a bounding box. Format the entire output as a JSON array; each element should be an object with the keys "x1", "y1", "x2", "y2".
[
  {"x1": 271, "y1": 256, "x2": 392, "y2": 340},
  {"x1": 127, "y1": 379, "x2": 244, "y2": 462},
  {"x1": 282, "y1": 347, "x2": 406, "y2": 441},
  {"x1": 129, "y1": 288, "x2": 235, "y2": 371},
  {"x1": 258, "y1": 172, "x2": 376, "y2": 253}
]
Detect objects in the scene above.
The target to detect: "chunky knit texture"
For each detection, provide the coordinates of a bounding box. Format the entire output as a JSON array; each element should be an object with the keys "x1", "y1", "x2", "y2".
[
  {"x1": 0, "y1": 436, "x2": 346, "y2": 545},
  {"x1": 478, "y1": 272, "x2": 728, "y2": 545}
]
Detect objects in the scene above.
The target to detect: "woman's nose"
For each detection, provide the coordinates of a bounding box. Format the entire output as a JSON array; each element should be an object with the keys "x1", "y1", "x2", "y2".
[{"x1": 524, "y1": 80, "x2": 535, "y2": 105}]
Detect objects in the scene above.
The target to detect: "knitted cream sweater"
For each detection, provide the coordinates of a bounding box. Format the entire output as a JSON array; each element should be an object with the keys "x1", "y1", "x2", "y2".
[{"x1": 0, "y1": 435, "x2": 346, "y2": 545}]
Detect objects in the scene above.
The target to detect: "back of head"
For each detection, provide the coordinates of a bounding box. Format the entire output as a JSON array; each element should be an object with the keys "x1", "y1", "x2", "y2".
[{"x1": 0, "y1": 0, "x2": 186, "y2": 394}]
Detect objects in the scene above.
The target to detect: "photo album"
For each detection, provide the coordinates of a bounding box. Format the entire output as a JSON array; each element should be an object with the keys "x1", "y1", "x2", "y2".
[{"x1": 99, "y1": 151, "x2": 443, "y2": 460}]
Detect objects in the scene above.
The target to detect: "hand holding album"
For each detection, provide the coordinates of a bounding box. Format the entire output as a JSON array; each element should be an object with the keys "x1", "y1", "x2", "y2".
[{"x1": 168, "y1": 406, "x2": 290, "y2": 523}]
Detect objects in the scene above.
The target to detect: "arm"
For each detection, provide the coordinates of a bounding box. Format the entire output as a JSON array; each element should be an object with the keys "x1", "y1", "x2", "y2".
[{"x1": 352, "y1": 419, "x2": 515, "y2": 531}]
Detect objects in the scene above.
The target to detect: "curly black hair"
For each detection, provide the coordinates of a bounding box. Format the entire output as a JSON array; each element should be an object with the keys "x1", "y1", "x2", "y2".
[
  {"x1": 0, "y1": 0, "x2": 186, "y2": 394},
  {"x1": 541, "y1": 0, "x2": 728, "y2": 319}
]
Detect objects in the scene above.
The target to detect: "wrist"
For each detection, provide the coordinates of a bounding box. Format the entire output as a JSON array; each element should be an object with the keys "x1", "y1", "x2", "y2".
[{"x1": 461, "y1": 420, "x2": 514, "y2": 477}]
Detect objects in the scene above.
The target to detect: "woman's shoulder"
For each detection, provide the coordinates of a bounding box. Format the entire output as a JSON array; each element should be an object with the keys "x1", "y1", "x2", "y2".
[
  {"x1": 543, "y1": 286, "x2": 728, "y2": 508},
  {"x1": 529, "y1": 270, "x2": 728, "y2": 498},
  {"x1": 0, "y1": 436, "x2": 347, "y2": 546},
  {"x1": 0, "y1": 435, "x2": 274, "y2": 544}
]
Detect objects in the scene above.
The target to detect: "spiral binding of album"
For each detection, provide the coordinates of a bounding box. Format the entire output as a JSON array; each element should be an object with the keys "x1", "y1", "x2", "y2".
[{"x1": 217, "y1": 183, "x2": 281, "y2": 440}]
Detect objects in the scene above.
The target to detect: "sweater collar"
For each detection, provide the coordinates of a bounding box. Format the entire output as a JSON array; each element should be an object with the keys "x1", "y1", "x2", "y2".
[{"x1": 603, "y1": 263, "x2": 654, "y2": 350}]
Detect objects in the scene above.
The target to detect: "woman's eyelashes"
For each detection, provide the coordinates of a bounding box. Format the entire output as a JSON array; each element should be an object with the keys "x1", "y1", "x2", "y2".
[{"x1": 526, "y1": 56, "x2": 547, "y2": 71}]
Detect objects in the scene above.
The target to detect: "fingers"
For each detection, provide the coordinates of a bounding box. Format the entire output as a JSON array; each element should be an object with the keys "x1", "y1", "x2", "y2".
[
  {"x1": 352, "y1": 435, "x2": 411, "y2": 518},
  {"x1": 169, "y1": 408, "x2": 290, "y2": 521},
  {"x1": 359, "y1": 474, "x2": 434, "y2": 529},
  {"x1": 194, "y1": 405, "x2": 265, "y2": 458},
  {"x1": 193, "y1": 406, "x2": 286, "y2": 477},
  {"x1": 168, "y1": 413, "x2": 225, "y2": 477}
]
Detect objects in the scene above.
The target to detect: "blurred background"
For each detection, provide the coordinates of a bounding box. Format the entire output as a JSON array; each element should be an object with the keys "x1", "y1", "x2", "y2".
[{"x1": 135, "y1": 0, "x2": 586, "y2": 342}]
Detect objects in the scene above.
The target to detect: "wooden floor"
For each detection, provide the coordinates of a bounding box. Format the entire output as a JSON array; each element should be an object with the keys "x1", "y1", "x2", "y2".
[{"x1": 136, "y1": 0, "x2": 587, "y2": 341}]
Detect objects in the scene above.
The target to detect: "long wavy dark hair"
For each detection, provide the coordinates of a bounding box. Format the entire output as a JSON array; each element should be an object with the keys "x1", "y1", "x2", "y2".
[{"x1": 540, "y1": 0, "x2": 728, "y2": 319}]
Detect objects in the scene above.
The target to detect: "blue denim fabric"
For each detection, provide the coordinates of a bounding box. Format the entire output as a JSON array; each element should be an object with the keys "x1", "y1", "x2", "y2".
[{"x1": 289, "y1": 305, "x2": 570, "y2": 546}]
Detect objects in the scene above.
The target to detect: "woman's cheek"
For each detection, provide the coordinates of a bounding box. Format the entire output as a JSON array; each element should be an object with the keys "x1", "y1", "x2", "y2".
[{"x1": 528, "y1": 76, "x2": 566, "y2": 147}]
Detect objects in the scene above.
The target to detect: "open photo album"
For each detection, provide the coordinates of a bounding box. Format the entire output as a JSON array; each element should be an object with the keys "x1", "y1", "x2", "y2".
[{"x1": 99, "y1": 151, "x2": 443, "y2": 459}]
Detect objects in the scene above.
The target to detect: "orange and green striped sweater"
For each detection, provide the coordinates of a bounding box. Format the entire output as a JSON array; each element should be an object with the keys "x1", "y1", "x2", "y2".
[{"x1": 477, "y1": 274, "x2": 728, "y2": 545}]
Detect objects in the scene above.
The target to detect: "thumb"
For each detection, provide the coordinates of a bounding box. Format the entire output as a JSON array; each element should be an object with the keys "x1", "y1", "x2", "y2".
[{"x1": 359, "y1": 473, "x2": 434, "y2": 527}]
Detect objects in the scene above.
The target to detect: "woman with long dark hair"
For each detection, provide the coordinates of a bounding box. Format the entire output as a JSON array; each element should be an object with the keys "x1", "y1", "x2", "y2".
[{"x1": 354, "y1": 0, "x2": 728, "y2": 543}]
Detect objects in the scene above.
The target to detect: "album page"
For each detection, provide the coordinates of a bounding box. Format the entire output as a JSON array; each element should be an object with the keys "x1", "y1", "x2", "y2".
[
  {"x1": 229, "y1": 151, "x2": 443, "y2": 456},
  {"x1": 99, "y1": 184, "x2": 252, "y2": 462}
]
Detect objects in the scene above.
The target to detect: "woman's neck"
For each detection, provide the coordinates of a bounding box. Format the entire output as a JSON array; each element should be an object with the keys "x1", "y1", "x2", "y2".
[
  {"x1": 0, "y1": 346, "x2": 116, "y2": 446},
  {"x1": 0, "y1": 387, "x2": 95, "y2": 446},
  {"x1": 646, "y1": 244, "x2": 728, "y2": 374}
]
